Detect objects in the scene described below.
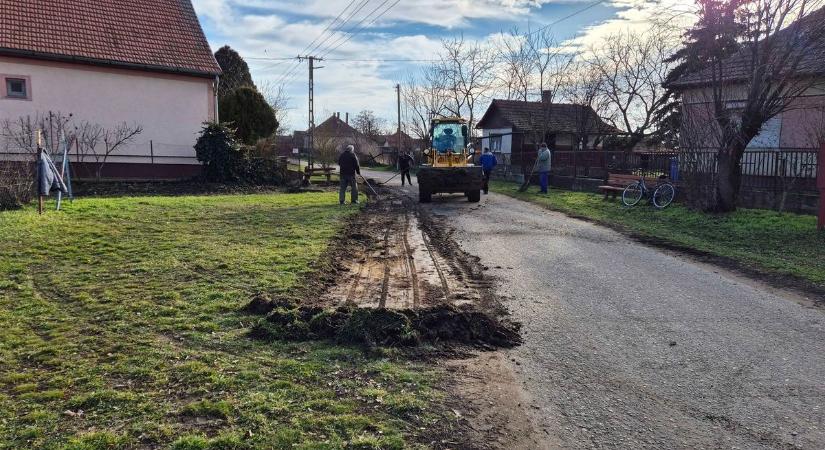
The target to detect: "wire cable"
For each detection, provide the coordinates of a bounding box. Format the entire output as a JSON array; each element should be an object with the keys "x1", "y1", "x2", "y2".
[
  {"x1": 305, "y1": 0, "x2": 374, "y2": 56},
  {"x1": 272, "y1": 0, "x2": 364, "y2": 86},
  {"x1": 321, "y1": 0, "x2": 401, "y2": 58}
]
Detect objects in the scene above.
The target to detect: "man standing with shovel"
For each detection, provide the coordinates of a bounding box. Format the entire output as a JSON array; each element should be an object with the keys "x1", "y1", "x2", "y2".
[{"x1": 338, "y1": 144, "x2": 361, "y2": 205}]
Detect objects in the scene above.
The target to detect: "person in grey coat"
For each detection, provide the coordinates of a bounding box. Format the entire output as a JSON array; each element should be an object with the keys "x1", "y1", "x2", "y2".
[
  {"x1": 535, "y1": 143, "x2": 552, "y2": 194},
  {"x1": 337, "y1": 145, "x2": 360, "y2": 204}
]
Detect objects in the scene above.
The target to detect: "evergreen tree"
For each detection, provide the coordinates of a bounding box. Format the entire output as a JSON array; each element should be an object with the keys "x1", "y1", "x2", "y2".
[
  {"x1": 215, "y1": 45, "x2": 256, "y2": 98},
  {"x1": 219, "y1": 86, "x2": 279, "y2": 145}
]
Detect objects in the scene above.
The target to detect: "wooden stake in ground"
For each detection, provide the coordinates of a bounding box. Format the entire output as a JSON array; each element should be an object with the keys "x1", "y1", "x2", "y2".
[{"x1": 36, "y1": 130, "x2": 43, "y2": 215}]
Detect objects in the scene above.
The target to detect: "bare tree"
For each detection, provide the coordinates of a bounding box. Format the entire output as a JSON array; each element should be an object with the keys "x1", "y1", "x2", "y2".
[
  {"x1": 676, "y1": 0, "x2": 825, "y2": 211},
  {"x1": 525, "y1": 27, "x2": 570, "y2": 100},
  {"x1": 438, "y1": 35, "x2": 497, "y2": 130},
  {"x1": 495, "y1": 29, "x2": 532, "y2": 101},
  {"x1": 590, "y1": 25, "x2": 678, "y2": 151},
  {"x1": 77, "y1": 122, "x2": 142, "y2": 180},
  {"x1": 313, "y1": 130, "x2": 339, "y2": 169},
  {"x1": 402, "y1": 66, "x2": 449, "y2": 142},
  {"x1": 352, "y1": 110, "x2": 388, "y2": 143},
  {"x1": 74, "y1": 121, "x2": 103, "y2": 164},
  {"x1": 259, "y1": 80, "x2": 291, "y2": 133},
  {"x1": 0, "y1": 112, "x2": 74, "y2": 208},
  {"x1": 561, "y1": 59, "x2": 612, "y2": 150}
]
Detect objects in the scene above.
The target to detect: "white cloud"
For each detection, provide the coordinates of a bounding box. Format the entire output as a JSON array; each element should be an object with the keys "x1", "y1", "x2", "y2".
[{"x1": 192, "y1": 0, "x2": 693, "y2": 132}]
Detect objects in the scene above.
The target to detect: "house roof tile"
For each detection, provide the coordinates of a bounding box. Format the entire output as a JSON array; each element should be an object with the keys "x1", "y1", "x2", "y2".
[
  {"x1": 476, "y1": 99, "x2": 620, "y2": 135},
  {"x1": 0, "y1": 0, "x2": 221, "y2": 77}
]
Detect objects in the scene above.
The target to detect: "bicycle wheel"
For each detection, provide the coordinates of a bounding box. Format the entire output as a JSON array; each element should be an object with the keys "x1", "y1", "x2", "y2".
[
  {"x1": 622, "y1": 182, "x2": 643, "y2": 207},
  {"x1": 653, "y1": 183, "x2": 675, "y2": 209}
]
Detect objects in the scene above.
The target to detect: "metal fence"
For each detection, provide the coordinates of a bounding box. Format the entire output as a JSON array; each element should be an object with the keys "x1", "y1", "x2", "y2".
[
  {"x1": 678, "y1": 148, "x2": 819, "y2": 193},
  {"x1": 490, "y1": 148, "x2": 820, "y2": 212},
  {"x1": 531, "y1": 148, "x2": 820, "y2": 194}
]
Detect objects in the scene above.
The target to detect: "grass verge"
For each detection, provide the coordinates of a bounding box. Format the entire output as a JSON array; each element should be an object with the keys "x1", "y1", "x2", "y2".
[
  {"x1": 491, "y1": 181, "x2": 825, "y2": 291},
  {"x1": 0, "y1": 192, "x2": 444, "y2": 449}
]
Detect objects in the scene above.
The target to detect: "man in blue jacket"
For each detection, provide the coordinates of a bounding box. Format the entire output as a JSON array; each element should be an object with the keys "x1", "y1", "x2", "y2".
[{"x1": 479, "y1": 147, "x2": 497, "y2": 194}]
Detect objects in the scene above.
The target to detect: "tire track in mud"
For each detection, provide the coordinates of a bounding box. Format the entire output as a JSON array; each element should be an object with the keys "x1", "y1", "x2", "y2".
[
  {"x1": 420, "y1": 225, "x2": 450, "y2": 302},
  {"x1": 320, "y1": 192, "x2": 474, "y2": 310},
  {"x1": 245, "y1": 185, "x2": 522, "y2": 349},
  {"x1": 401, "y1": 212, "x2": 421, "y2": 309}
]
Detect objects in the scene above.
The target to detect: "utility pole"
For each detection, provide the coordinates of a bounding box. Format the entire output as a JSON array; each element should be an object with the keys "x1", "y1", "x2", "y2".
[
  {"x1": 300, "y1": 55, "x2": 323, "y2": 168},
  {"x1": 395, "y1": 84, "x2": 402, "y2": 156}
]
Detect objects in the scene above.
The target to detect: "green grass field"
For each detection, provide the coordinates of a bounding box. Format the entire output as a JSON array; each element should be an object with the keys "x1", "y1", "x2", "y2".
[
  {"x1": 491, "y1": 181, "x2": 825, "y2": 288},
  {"x1": 0, "y1": 193, "x2": 443, "y2": 449}
]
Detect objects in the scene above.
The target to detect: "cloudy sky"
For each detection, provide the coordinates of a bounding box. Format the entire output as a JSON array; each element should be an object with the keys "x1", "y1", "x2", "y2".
[{"x1": 192, "y1": 0, "x2": 689, "y2": 132}]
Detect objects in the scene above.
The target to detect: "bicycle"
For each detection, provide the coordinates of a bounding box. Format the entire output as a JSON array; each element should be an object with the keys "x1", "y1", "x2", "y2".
[{"x1": 622, "y1": 175, "x2": 676, "y2": 209}]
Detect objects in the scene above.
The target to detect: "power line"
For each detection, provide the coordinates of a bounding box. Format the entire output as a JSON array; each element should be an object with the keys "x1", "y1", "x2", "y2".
[
  {"x1": 526, "y1": 0, "x2": 607, "y2": 37},
  {"x1": 301, "y1": 0, "x2": 361, "y2": 55},
  {"x1": 276, "y1": 0, "x2": 378, "y2": 87},
  {"x1": 320, "y1": 0, "x2": 401, "y2": 58},
  {"x1": 305, "y1": 0, "x2": 374, "y2": 56},
  {"x1": 270, "y1": 0, "x2": 603, "y2": 83},
  {"x1": 272, "y1": 0, "x2": 364, "y2": 86}
]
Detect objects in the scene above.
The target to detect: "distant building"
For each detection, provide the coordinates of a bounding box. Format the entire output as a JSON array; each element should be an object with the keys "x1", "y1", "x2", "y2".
[
  {"x1": 375, "y1": 131, "x2": 423, "y2": 152},
  {"x1": 0, "y1": 0, "x2": 221, "y2": 179},
  {"x1": 295, "y1": 114, "x2": 382, "y2": 166}
]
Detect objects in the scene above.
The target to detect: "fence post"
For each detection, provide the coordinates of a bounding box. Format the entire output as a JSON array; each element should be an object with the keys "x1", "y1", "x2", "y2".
[{"x1": 818, "y1": 144, "x2": 825, "y2": 230}]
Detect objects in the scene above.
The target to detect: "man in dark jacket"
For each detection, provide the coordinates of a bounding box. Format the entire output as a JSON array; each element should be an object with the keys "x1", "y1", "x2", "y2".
[
  {"x1": 398, "y1": 151, "x2": 414, "y2": 186},
  {"x1": 338, "y1": 145, "x2": 361, "y2": 204}
]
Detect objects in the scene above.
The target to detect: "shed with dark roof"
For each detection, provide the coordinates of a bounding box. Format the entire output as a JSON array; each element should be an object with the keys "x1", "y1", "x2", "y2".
[{"x1": 476, "y1": 98, "x2": 620, "y2": 159}]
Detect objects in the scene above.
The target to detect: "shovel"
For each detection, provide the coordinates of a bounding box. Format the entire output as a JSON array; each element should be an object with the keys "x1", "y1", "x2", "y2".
[{"x1": 359, "y1": 174, "x2": 379, "y2": 198}]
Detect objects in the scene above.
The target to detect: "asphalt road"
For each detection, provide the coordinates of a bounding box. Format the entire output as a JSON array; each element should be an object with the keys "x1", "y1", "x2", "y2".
[{"x1": 362, "y1": 169, "x2": 825, "y2": 449}]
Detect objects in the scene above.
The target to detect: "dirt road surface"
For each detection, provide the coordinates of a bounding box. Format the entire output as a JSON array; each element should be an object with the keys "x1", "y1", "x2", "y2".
[{"x1": 362, "y1": 168, "x2": 825, "y2": 449}]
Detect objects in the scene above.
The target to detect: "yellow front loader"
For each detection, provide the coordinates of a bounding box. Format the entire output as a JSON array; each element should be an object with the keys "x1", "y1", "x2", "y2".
[{"x1": 417, "y1": 117, "x2": 483, "y2": 203}]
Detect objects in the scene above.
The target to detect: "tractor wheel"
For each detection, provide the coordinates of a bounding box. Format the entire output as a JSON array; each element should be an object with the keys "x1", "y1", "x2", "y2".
[
  {"x1": 419, "y1": 191, "x2": 432, "y2": 203},
  {"x1": 467, "y1": 190, "x2": 481, "y2": 203}
]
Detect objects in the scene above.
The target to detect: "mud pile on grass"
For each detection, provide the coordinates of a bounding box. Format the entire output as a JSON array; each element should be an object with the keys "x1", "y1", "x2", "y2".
[{"x1": 245, "y1": 295, "x2": 521, "y2": 349}]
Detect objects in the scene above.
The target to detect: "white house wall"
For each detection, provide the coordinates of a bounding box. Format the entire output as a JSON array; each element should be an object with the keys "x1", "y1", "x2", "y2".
[
  {"x1": 0, "y1": 56, "x2": 215, "y2": 165},
  {"x1": 481, "y1": 128, "x2": 513, "y2": 153}
]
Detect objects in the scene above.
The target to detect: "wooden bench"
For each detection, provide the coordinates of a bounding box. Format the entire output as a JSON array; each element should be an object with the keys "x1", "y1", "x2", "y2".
[
  {"x1": 598, "y1": 173, "x2": 660, "y2": 200},
  {"x1": 303, "y1": 166, "x2": 335, "y2": 183}
]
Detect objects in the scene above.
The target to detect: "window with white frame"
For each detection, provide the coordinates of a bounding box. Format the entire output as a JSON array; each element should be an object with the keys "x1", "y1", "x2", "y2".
[
  {"x1": 4, "y1": 77, "x2": 28, "y2": 99},
  {"x1": 489, "y1": 134, "x2": 502, "y2": 152}
]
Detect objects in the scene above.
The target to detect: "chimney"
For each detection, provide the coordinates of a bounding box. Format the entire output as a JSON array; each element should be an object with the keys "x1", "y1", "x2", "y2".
[
  {"x1": 345, "y1": 112, "x2": 349, "y2": 124},
  {"x1": 541, "y1": 90, "x2": 552, "y2": 104}
]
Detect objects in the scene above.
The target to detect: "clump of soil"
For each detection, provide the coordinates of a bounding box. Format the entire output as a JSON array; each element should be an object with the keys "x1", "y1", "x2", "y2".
[
  {"x1": 247, "y1": 301, "x2": 522, "y2": 349},
  {"x1": 242, "y1": 293, "x2": 300, "y2": 315}
]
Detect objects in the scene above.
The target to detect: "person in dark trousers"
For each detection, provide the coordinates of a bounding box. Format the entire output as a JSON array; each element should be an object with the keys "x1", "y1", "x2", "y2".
[
  {"x1": 338, "y1": 145, "x2": 360, "y2": 205},
  {"x1": 535, "y1": 143, "x2": 552, "y2": 194},
  {"x1": 479, "y1": 147, "x2": 497, "y2": 194},
  {"x1": 398, "y1": 151, "x2": 414, "y2": 186}
]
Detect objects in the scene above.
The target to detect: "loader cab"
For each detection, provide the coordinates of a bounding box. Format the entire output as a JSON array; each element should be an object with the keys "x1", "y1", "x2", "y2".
[{"x1": 431, "y1": 121, "x2": 468, "y2": 154}]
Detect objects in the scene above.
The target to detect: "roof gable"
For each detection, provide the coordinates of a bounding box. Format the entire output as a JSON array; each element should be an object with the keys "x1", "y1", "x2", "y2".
[
  {"x1": 475, "y1": 103, "x2": 515, "y2": 129},
  {"x1": 0, "y1": 0, "x2": 221, "y2": 77},
  {"x1": 315, "y1": 115, "x2": 370, "y2": 140}
]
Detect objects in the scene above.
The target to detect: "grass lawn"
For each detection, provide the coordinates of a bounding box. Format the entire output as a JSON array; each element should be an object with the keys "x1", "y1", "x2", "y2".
[
  {"x1": 491, "y1": 181, "x2": 825, "y2": 288},
  {"x1": 0, "y1": 193, "x2": 444, "y2": 449}
]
